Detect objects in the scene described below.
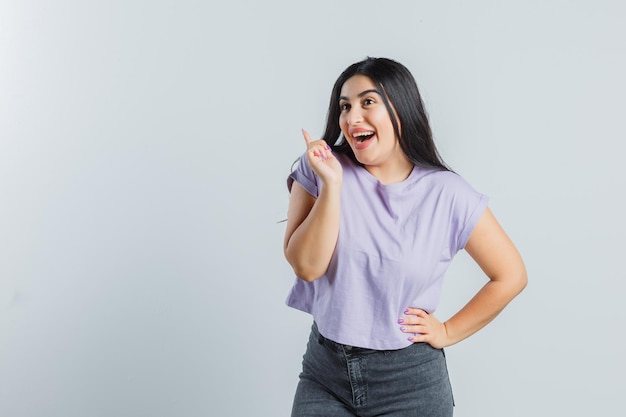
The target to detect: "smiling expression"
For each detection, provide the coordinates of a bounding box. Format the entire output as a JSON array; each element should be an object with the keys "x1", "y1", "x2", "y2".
[{"x1": 338, "y1": 75, "x2": 410, "y2": 177}]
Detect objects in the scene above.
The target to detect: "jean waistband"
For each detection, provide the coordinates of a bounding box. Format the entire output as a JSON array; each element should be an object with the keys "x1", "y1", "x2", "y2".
[{"x1": 312, "y1": 322, "x2": 380, "y2": 354}]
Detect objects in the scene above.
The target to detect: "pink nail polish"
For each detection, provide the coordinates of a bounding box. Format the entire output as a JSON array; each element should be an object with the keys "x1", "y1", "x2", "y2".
[{"x1": 397, "y1": 319, "x2": 404, "y2": 324}]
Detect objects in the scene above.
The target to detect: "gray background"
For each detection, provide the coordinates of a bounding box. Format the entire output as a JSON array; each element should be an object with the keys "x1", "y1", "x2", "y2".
[{"x1": 1, "y1": 0, "x2": 624, "y2": 416}]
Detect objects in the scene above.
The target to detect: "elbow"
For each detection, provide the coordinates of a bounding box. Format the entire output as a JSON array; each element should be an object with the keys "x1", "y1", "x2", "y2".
[
  {"x1": 284, "y1": 251, "x2": 326, "y2": 282},
  {"x1": 518, "y1": 270, "x2": 528, "y2": 293},
  {"x1": 294, "y1": 268, "x2": 324, "y2": 283},
  {"x1": 493, "y1": 266, "x2": 527, "y2": 299},
  {"x1": 287, "y1": 258, "x2": 326, "y2": 282},
  {"x1": 510, "y1": 268, "x2": 528, "y2": 296},
  {"x1": 290, "y1": 261, "x2": 326, "y2": 282}
]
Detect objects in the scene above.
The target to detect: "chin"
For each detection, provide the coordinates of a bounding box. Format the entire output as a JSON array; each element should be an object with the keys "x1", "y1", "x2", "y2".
[
  {"x1": 348, "y1": 147, "x2": 371, "y2": 165},
  {"x1": 353, "y1": 154, "x2": 375, "y2": 166}
]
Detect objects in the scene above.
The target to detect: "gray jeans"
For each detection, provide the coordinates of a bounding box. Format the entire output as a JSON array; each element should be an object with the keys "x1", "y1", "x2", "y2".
[{"x1": 291, "y1": 322, "x2": 454, "y2": 417}]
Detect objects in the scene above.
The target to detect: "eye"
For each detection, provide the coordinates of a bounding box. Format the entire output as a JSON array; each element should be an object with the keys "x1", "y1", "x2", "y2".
[
  {"x1": 340, "y1": 102, "x2": 350, "y2": 111},
  {"x1": 363, "y1": 98, "x2": 375, "y2": 106}
]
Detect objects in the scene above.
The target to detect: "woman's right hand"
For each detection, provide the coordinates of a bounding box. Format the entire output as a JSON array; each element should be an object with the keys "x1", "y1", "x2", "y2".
[{"x1": 302, "y1": 129, "x2": 342, "y2": 186}]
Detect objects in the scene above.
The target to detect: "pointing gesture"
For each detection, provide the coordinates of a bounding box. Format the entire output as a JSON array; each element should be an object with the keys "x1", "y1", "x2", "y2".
[{"x1": 302, "y1": 129, "x2": 342, "y2": 186}]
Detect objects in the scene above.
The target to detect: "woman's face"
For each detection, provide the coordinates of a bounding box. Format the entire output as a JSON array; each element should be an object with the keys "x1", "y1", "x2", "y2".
[{"x1": 338, "y1": 75, "x2": 406, "y2": 171}]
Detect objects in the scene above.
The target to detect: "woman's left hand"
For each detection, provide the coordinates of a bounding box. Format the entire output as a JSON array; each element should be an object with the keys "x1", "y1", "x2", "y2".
[{"x1": 399, "y1": 308, "x2": 450, "y2": 349}]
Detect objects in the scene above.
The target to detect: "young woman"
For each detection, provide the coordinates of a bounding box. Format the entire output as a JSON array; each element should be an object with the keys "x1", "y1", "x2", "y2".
[{"x1": 283, "y1": 57, "x2": 527, "y2": 417}]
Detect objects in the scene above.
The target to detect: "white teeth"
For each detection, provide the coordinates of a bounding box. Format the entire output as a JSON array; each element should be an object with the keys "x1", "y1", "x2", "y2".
[{"x1": 353, "y1": 131, "x2": 374, "y2": 137}]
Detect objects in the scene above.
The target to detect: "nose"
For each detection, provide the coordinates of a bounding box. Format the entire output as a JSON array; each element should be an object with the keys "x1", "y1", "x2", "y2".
[{"x1": 346, "y1": 107, "x2": 363, "y2": 125}]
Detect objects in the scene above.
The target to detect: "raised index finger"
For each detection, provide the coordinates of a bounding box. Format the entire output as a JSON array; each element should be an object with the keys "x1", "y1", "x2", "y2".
[{"x1": 301, "y1": 128, "x2": 312, "y2": 147}]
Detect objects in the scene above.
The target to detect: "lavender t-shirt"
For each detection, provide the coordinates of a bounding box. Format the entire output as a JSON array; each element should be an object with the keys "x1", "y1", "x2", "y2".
[{"x1": 286, "y1": 152, "x2": 489, "y2": 350}]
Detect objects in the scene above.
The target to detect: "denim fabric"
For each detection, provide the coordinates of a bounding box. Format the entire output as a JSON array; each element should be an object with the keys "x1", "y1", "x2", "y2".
[{"x1": 291, "y1": 322, "x2": 454, "y2": 417}]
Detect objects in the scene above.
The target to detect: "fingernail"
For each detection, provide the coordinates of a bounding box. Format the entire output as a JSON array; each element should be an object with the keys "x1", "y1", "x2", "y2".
[
  {"x1": 397, "y1": 319, "x2": 404, "y2": 324},
  {"x1": 407, "y1": 337, "x2": 414, "y2": 342},
  {"x1": 325, "y1": 144, "x2": 331, "y2": 150},
  {"x1": 404, "y1": 309, "x2": 409, "y2": 314},
  {"x1": 400, "y1": 327, "x2": 406, "y2": 332}
]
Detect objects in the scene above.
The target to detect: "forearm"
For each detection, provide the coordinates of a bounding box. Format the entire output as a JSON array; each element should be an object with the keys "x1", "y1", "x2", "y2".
[
  {"x1": 444, "y1": 273, "x2": 527, "y2": 346},
  {"x1": 284, "y1": 184, "x2": 341, "y2": 282}
]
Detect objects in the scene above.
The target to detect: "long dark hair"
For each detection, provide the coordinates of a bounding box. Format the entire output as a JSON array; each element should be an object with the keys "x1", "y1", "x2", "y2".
[{"x1": 322, "y1": 57, "x2": 449, "y2": 171}]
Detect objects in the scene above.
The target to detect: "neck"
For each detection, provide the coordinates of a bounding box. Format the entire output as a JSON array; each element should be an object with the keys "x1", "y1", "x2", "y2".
[{"x1": 365, "y1": 157, "x2": 414, "y2": 185}]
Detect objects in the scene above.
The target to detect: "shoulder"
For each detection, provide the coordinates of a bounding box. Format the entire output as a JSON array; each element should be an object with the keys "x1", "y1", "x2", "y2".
[
  {"x1": 414, "y1": 167, "x2": 477, "y2": 194},
  {"x1": 412, "y1": 168, "x2": 488, "y2": 214}
]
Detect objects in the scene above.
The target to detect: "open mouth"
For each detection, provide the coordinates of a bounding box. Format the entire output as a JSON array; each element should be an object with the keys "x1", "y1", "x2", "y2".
[{"x1": 353, "y1": 131, "x2": 375, "y2": 143}]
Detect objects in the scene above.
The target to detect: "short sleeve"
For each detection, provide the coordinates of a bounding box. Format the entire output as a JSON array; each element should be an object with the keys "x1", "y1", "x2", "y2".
[
  {"x1": 455, "y1": 193, "x2": 489, "y2": 251},
  {"x1": 287, "y1": 153, "x2": 320, "y2": 198},
  {"x1": 440, "y1": 172, "x2": 489, "y2": 253}
]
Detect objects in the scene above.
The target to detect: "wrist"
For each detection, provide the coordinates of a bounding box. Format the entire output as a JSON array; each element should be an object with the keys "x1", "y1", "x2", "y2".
[
  {"x1": 321, "y1": 178, "x2": 342, "y2": 192},
  {"x1": 442, "y1": 321, "x2": 456, "y2": 347}
]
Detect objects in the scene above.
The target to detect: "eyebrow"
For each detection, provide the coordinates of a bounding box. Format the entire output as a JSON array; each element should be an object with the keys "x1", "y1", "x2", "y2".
[{"x1": 339, "y1": 89, "x2": 381, "y2": 101}]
